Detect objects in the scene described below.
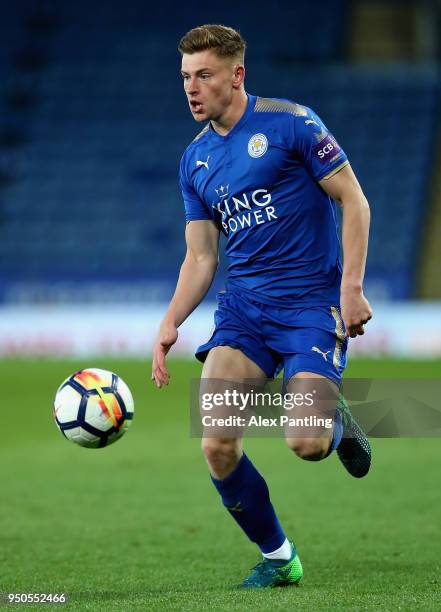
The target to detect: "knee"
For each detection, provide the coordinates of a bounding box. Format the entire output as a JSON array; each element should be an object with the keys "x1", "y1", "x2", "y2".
[
  {"x1": 201, "y1": 438, "x2": 241, "y2": 477},
  {"x1": 286, "y1": 437, "x2": 330, "y2": 461}
]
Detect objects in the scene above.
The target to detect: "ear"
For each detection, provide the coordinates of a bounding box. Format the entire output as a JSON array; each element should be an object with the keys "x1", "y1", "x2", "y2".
[{"x1": 232, "y1": 64, "x2": 245, "y2": 89}]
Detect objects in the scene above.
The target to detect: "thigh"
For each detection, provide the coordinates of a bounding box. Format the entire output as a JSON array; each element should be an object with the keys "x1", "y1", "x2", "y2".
[
  {"x1": 283, "y1": 371, "x2": 338, "y2": 442},
  {"x1": 202, "y1": 345, "x2": 267, "y2": 380},
  {"x1": 200, "y1": 346, "x2": 268, "y2": 442}
]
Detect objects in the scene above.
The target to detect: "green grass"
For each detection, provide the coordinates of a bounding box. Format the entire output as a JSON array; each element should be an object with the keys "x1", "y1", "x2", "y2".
[{"x1": 1, "y1": 358, "x2": 440, "y2": 610}]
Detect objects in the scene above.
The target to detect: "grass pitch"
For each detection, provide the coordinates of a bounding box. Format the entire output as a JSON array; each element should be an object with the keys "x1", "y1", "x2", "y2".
[{"x1": 1, "y1": 358, "x2": 440, "y2": 610}]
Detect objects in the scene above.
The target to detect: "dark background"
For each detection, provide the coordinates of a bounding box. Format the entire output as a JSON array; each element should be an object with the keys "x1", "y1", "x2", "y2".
[{"x1": 0, "y1": 0, "x2": 440, "y2": 306}]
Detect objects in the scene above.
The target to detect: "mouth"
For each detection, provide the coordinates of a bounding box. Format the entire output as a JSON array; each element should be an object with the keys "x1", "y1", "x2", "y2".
[{"x1": 189, "y1": 100, "x2": 203, "y2": 113}]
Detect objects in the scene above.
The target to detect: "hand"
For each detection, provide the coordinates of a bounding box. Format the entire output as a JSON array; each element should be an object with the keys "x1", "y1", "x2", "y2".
[
  {"x1": 340, "y1": 287, "x2": 373, "y2": 338},
  {"x1": 151, "y1": 321, "x2": 178, "y2": 388}
]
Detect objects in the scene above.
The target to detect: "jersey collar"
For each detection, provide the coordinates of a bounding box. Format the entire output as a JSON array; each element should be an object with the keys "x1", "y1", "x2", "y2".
[{"x1": 208, "y1": 93, "x2": 256, "y2": 140}]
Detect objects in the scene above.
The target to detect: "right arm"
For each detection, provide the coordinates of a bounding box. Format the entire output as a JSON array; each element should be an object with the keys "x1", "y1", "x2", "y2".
[{"x1": 151, "y1": 220, "x2": 220, "y2": 388}]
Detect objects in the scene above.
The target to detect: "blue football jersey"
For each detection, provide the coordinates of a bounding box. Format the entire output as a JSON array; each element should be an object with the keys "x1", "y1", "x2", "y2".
[{"x1": 179, "y1": 94, "x2": 349, "y2": 307}]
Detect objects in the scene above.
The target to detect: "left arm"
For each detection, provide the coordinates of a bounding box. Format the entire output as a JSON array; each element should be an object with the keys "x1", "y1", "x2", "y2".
[{"x1": 319, "y1": 164, "x2": 373, "y2": 338}]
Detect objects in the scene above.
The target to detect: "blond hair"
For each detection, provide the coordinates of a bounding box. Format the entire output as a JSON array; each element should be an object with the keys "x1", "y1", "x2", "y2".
[{"x1": 178, "y1": 24, "x2": 246, "y2": 64}]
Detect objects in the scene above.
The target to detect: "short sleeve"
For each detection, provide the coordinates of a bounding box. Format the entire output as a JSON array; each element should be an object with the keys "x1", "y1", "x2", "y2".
[
  {"x1": 292, "y1": 108, "x2": 349, "y2": 181},
  {"x1": 179, "y1": 154, "x2": 212, "y2": 222}
]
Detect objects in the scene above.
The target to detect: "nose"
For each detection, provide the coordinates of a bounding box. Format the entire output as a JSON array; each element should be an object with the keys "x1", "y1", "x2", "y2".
[{"x1": 185, "y1": 76, "x2": 198, "y2": 95}]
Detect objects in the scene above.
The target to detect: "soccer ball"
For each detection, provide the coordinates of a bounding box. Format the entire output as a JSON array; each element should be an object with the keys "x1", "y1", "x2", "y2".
[{"x1": 54, "y1": 368, "x2": 134, "y2": 448}]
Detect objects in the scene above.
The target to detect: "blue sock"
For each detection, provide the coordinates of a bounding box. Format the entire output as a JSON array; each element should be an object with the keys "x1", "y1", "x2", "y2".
[
  {"x1": 210, "y1": 453, "x2": 287, "y2": 554},
  {"x1": 325, "y1": 407, "x2": 343, "y2": 457}
]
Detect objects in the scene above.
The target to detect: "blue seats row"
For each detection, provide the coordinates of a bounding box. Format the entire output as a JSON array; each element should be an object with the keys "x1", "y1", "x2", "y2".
[{"x1": 0, "y1": 0, "x2": 439, "y2": 300}]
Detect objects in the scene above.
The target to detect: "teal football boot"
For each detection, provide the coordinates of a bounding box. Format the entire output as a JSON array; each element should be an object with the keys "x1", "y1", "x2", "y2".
[{"x1": 239, "y1": 544, "x2": 303, "y2": 588}]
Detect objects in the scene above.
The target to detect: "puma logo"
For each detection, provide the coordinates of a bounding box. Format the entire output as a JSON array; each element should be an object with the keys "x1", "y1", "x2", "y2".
[
  {"x1": 312, "y1": 346, "x2": 331, "y2": 361},
  {"x1": 227, "y1": 502, "x2": 243, "y2": 513},
  {"x1": 196, "y1": 155, "x2": 210, "y2": 170}
]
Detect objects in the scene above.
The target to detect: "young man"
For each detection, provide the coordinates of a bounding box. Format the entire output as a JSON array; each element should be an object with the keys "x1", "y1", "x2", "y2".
[{"x1": 152, "y1": 24, "x2": 372, "y2": 588}]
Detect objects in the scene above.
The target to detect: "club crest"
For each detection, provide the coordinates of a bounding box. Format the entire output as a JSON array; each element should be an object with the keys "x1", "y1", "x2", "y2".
[{"x1": 248, "y1": 133, "x2": 268, "y2": 158}]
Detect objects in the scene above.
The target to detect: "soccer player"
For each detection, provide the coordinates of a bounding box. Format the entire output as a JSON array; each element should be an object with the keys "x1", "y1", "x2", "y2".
[{"x1": 151, "y1": 24, "x2": 373, "y2": 588}]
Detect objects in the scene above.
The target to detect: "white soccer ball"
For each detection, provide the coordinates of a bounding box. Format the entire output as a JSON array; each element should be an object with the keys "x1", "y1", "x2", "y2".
[{"x1": 54, "y1": 368, "x2": 134, "y2": 448}]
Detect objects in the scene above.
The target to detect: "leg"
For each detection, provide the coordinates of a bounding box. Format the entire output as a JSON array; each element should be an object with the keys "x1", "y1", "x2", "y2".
[
  {"x1": 201, "y1": 345, "x2": 265, "y2": 478},
  {"x1": 283, "y1": 370, "x2": 371, "y2": 477},
  {"x1": 200, "y1": 346, "x2": 297, "y2": 572},
  {"x1": 284, "y1": 371, "x2": 341, "y2": 461},
  {"x1": 264, "y1": 305, "x2": 349, "y2": 463}
]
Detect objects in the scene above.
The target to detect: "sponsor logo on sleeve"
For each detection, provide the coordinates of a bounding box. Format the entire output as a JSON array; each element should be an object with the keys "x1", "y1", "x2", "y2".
[{"x1": 313, "y1": 133, "x2": 342, "y2": 164}]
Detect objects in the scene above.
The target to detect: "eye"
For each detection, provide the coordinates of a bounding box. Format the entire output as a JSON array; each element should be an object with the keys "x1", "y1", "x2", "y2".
[{"x1": 200, "y1": 73, "x2": 211, "y2": 80}]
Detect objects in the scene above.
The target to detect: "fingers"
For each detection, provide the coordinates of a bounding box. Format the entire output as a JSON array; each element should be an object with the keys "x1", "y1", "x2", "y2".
[
  {"x1": 345, "y1": 322, "x2": 366, "y2": 338},
  {"x1": 341, "y1": 291, "x2": 373, "y2": 338},
  {"x1": 151, "y1": 347, "x2": 170, "y2": 388},
  {"x1": 151, "y1": 361, "x2": 170, "y2": 387},
  {"x1": 151, "y1": 324, "x2": 178, "y2": 388},
  {"x1": 346, "y1": 325, "x2": 364, "y2": 338},
  {"x1": 343, "y1": 306, "x2": 373, "y2": 338},
  {"x1": 151, "y1": 365, "x2": 170, "y2": 388}
]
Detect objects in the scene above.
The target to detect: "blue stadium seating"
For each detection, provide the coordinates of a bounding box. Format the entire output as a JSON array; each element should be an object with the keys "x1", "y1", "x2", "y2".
[{"x1": 0, "y1": 1, "x2": 439, "y2": 301}]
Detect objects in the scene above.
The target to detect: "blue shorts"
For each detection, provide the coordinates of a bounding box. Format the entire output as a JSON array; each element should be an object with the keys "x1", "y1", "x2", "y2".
[{"x1": 196, "y1": 290, "x2": 348, "y2": 386}]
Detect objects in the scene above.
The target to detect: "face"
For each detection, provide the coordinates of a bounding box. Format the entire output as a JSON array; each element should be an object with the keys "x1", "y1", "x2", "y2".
[{"x1": 181, "y1": 50, "x2": 242, "y2": 123}]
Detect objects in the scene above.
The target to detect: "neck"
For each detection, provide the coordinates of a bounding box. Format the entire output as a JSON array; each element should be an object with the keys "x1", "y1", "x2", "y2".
[{"x1": 211, "y1": 90, "x2": 248, "y2": 136}]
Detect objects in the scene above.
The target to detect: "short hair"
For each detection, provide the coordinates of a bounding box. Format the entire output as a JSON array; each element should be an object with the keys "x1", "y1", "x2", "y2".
[{"x1": 178, "y1": 24, "x2": 246, "y2": 64}]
